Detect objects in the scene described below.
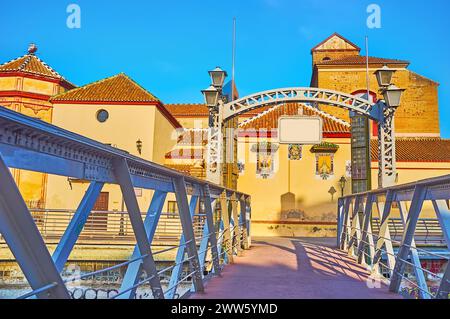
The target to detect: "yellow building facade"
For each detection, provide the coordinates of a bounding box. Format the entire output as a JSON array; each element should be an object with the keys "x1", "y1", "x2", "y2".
[
  {"x1": 46, "y1": 73, "x2": 181, "y2": 213},
  {"x1": 0, "y1": 45, "x2": 75, "y2": 208},
  {"x1": 164, "y1": 34, "x2": 450, "y2": 237},
  {"x1": 0, "y1": 35, "x2": 449, "y2": 239}
]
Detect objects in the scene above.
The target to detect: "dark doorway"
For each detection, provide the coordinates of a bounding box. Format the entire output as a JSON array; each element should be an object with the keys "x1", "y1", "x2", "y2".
[{"x1": 85, "y1": 192, "x2": 109, "y2": 232}]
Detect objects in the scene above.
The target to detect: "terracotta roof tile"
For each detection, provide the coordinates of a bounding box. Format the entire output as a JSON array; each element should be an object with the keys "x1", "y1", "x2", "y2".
[
  {"x1": 370, "y1": 138, "x2": 450, "y2": 162},
  {"x1": 317, "y1": 56, "x2": 409, "y2": 66},
  {"x1": 50, "y1": 73, "x2": 159, "y2": 103},
  {"x1": 0, "y1": 54, "x2": 75, "y2": 87},
  {"x1": 165, "y1": 104, "x2": 272, "y2": 118},
  {"x1": 166, "y1": 104, "x2": 209, "y2": 116},
  {"x1": 239, "y1": 102, "x2": 350, "y2": 133}
]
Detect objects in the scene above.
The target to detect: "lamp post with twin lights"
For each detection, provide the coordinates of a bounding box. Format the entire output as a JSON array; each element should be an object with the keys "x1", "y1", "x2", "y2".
[
  {"x1": 373, "y1": 65, "x2": 405, "y2": 188},
  {"x1": 201, "y1": 67, "x2": 228, "y2": 185}
]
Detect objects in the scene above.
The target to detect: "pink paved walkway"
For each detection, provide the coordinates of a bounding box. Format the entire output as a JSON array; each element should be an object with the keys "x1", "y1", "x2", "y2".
[{"x1": 190, "y1": 237, "x2": 401, "y2": 299}]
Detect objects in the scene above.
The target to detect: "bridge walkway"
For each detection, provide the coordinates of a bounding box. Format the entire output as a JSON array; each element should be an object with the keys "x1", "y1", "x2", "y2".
[{"x1": 190, "y1": 237, "x2": 401, "y2": 299}]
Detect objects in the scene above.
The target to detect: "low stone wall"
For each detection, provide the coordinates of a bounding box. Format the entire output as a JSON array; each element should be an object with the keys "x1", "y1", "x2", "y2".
[{"x1": 251, "y1": 221, "x2": 337, "y2": 238}]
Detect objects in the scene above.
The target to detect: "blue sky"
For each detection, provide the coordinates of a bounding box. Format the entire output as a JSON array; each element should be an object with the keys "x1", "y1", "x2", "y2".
[{"x1": 1, "y1": 0, "x2": 449, "y2": 136}]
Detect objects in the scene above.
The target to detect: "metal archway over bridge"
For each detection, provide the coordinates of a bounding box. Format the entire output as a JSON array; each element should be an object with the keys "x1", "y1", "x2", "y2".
[
  {"x1": 206, "y1": 87, "x2": 396, "y2": 190},
  {"x1": 222, "y1": 87, "x2": 380, "y2": 121}
]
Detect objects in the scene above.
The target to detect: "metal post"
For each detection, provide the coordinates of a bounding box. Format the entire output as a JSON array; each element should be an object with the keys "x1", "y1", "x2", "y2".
[
  {"x1": 239, "y1": 195, "x2": 249, "y2": 250},
  {"x1": 347, "y1": 195, "x2": 363, "y2": 256},
  {"x1": 231, "y1": 192, "x2": 241, "y2": 256},
  {"x1": 339, "y1": 197, "x2": 352, "y2": 250},
  {"x1": 52, "y1": 181, "x2": 104, "y2": 272},
  {"x1": 172, "y1": 177, "x2": 204, "y2": 294},
  {"x1": 398, "y1": 201, "x2": 429, "y2": 299},
  {"x1": 245, "y1": 195, "x2": 252, "y2": 247},
  {"x1": 198, "y1": 184, "x2": 221, "y2": 275},
  {"x1": 389, "y1": 186, "x2": 427, "y2": 293},
  {"x1": 337, "y1": 198, "x2": 344, "y2": 248},
  {"x1": 118, "y1": 190, "x2": 167, "y2": 299},
  {"x1": 206, "y1": 101, "x2": 224, "y2": 185},
  {"x1": 378, "y1": 105, "x2": 397, "y2": 188},
  {"x1": 0, "y1": 152, "x2": 70, "y2": 299},
  {"x1": 432, "y1": 200, "x2": 450, "y2": 245},
  {"x1": 436, "y1": 262, "x2": 450, "y2": 299},
  {"x1": 373, "y1": 191, "x2": 396, "y2": 276},
  {"x1": 113, "y1": 158, "x2": 164, "y2": 299},
  {"x1": 432, "y1": 200, "x2": 450, "y2": 299},
  {"x1": 220, "y1": 191, "x2": 233, "y2": 263},
  {"x1": 357, "y1": 194, "x2": 374, "y2": 264},
  {"x1": 166, "y1": 192, "x2": 199, "y2": 299}
]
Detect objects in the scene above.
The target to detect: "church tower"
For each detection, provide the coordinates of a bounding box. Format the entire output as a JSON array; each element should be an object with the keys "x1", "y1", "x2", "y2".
[{"x1": 0, "y1": 44, "x2": 75, "y2": 208}]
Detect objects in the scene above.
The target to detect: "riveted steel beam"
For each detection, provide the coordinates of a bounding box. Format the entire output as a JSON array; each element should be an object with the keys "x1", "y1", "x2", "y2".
[
  {"x1": 0, "y1": 152, "x2": 70, "y2": 299},
  {"x1": 113, "y1": 158, "x2": 164, "y2": 299}
]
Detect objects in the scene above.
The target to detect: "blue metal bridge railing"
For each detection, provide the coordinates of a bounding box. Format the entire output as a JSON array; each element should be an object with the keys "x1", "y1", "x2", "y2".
[
  {"x1": 0, "y1": 106, "x2": 251, "y2": 299},
  {"x1": 337, "y1": 175, "x2": 450, "y2": 299}
]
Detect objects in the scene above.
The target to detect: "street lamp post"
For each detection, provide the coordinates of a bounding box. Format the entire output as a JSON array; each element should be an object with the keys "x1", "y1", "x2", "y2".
[
  {"x1": 202, "y1": 67, "x2": 228, "y2": 185},
  {"x1": 373, "y1": 65, "x2": 405, "y2": 188},
  {"x1": 339, "y1": 176, "x2": 347, "y2": 197}
]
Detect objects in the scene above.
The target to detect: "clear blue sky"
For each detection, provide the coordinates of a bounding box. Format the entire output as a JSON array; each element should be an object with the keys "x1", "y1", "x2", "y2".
[{"x1": 1, "y1": 0, "x2": 449, "y2": 136}]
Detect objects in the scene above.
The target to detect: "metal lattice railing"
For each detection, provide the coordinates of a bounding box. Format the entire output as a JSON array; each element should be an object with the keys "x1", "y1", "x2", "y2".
[
  {"x1": 0, "y1": 106, "x2": 251, "y2": 299},
  {"x1": 337, "y1": 175, "x2": 450, "y2": 299}
]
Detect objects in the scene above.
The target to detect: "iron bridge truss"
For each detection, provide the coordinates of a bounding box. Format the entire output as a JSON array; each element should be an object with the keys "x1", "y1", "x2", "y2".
[
  {"x1": 0, "y1": 106, "x2": 251, "y2": 299},
  {"x1": 338, "y1": 175, "x2": 450, "y2": 299}
]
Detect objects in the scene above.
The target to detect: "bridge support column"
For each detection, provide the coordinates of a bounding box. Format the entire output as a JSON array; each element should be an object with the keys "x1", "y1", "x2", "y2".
[
  {"x1": 206, "y1": 103, "x2": 224, "y2": 185},
  {"x1": 339, "y1": 197, "x2": 352, "y2": 250},
  {"x1": 347, "y1": 196, "x2": 363, "y2": 257},
  {"x1": 389, "y1": 186, "x2": 427, "y2": 294},
  {"x1": 239, "y1": 195, "x2": 249, "y2": 250},
  {"x1": 113, "y1": 158, "x2": 164, "y2": 299},
  {"x1": 166, "y1": 189, "x2": 200, "y2": 298},
  {"x1": 378, "y1": 106, "x2": 397, "y2": 188},
  {"x1": 432, "y1": 200, "x2": 450, "y2": 299},
  {"x1": 356, "y1": 194, "x2": 375, "y2": 265},
  {"x1": 172, "y1": 178, "x2": 204, "y2": 295},
  {"x1": 198, "y1": 185, "x2": 221, "y2": 275},
  {"x1": 117, "y1": 190, "x2": 167, "y2": 299},
  {"x1": 0, "y1": 152, "x2": 70, "y2": 299},
  {"x1": 220, "y1": 191, "x2": 233, "y2": 263},
  {"x1": 52, "y1": 181, "x2": 104, "y2": 272},
  {"x1": 373, "y1": 191, "x2": 396, "y2": 276},
  {"x1": 398, "y1": 201, "x2": 429, "y2": 299}
]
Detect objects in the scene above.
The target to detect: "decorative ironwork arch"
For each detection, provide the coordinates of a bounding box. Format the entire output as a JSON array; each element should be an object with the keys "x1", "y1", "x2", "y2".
[
  {"x1": 222, "y1": 87, "x2": 381, "y2": 122},
  {"x1": 207, "y1": 87, "x2": 396, "y2": 190}
]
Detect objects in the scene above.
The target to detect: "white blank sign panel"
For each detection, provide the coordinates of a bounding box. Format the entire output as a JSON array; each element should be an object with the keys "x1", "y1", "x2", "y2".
[{"x1": 278, "y1": 116, "x2": 323, "y2": 144}]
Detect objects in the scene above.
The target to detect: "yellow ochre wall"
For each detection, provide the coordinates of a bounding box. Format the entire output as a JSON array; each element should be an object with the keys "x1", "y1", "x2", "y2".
[
  {"x1": 236, "y1": 135, "x2": 450, "y2": 238},
  {"x1": 0, "y1": 75, "x2": 69, "y2": 207},
  {"x1": 314, "y1": 67, "x2": 440, "y2": 136},
  {"x1": 237, "y1": 137, "x2": 351, "y2": 237},
  {"x1": 45, "y1": 103, "x2": 178, "y2": 211}
]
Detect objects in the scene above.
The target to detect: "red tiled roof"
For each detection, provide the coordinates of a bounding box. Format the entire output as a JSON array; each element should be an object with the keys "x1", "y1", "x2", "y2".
[
  {"x1": 370, "y1": 138, "x2": 450, "y2": 162},
  {"x1": 166, "y1": 104, "x2": 209, "y2": 117},
  {"x1": 0, "y1": 54, "x2": 75, "y2": 88},
  {"x1": 239, "y1": 103, "x2": 350, "y2": 134},
  {"x1": 166, "y1": 103, "x2": 271, "y2": 118},
  {"x1": 317, "y1": 56, "x2": 409, "y2": 66},
  {"x1": 50, "y1": 73, "x2": 159, "y2": 103}
]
